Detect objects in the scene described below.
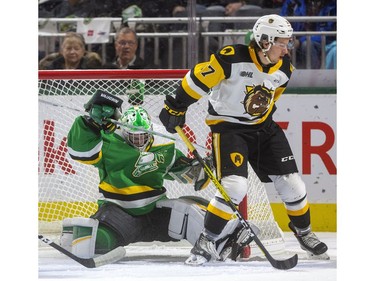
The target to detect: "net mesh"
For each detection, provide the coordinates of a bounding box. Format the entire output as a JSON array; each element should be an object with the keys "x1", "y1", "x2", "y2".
[{"x1": 38, "y1": 70, "x2": 285, "y2": 254}]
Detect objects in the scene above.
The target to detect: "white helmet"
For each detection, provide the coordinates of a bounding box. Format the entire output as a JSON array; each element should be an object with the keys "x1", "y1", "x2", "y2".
[{"x1": 252, "y1": 14, "x2": 293, "y2": 52}]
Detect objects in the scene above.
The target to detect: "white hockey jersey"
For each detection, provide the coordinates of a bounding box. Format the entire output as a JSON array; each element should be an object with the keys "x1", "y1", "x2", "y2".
[{"x1": 175, "y1": 44, "x2": 294, "y2": 129}]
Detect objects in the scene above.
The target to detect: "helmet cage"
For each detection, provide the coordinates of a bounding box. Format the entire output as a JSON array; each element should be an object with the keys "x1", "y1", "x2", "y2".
[{"x1": 123, "y1": 131, "x2": 151, "y2": 150}]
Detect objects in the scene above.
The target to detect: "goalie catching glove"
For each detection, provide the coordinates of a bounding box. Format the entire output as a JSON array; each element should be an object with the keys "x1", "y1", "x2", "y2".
[
  {"x1": 168, "y1": 155, "x2": 214, "y2": 191},
  {"x1": 83, "y1": 90, "x2": 123, "y2": 134}
]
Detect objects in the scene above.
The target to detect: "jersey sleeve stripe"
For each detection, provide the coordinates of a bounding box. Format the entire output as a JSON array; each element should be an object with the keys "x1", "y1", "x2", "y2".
[
  {"x1": 67, "y1": 141, "x2": 103, "y2": 164},
  {"x1": 181, "y1": 73, "x2": 207, "y2": 99}
]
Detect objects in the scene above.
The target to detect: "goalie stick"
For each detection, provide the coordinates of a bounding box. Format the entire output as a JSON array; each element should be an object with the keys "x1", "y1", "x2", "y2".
[
  {"x1": 38, "y1": 235, "x2": 126, "y2": 268},
  {"x1": 175, "y1": 126, "x2": 298, "y2": 270}
]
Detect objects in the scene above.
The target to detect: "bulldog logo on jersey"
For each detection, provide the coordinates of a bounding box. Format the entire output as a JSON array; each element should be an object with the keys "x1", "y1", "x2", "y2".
[
  {"x1": 242, "y1": 83, "x2": 274, "y2": 117},
  {"x1": 230, "y1": 152, "x2": 244, "y2": 167}
]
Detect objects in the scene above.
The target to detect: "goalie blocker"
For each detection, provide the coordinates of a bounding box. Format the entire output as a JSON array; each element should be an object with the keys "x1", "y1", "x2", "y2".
[{"x1": 61, "y1": 197, "x2": 259, "y2": 260}]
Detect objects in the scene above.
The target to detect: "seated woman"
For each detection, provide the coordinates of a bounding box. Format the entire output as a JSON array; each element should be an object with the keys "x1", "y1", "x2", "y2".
[{"x1": 39, "y1": 32, "x2": 102, "y2": 69}]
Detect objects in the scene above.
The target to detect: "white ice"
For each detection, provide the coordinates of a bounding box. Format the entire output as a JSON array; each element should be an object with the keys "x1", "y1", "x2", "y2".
[{"x1": 38, "y1": 232, "x2": 336, "y2": 281}]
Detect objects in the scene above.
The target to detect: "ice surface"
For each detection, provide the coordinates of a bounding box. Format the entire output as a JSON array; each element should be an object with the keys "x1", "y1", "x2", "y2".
[{"x1": 38, "y1": 232, "x2": 336, "y2": 281}]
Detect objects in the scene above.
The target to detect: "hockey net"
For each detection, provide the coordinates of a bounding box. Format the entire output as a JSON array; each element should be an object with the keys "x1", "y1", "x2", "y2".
[{"x1": 38, "y1": 69, "x2": 285, "y2": 257}]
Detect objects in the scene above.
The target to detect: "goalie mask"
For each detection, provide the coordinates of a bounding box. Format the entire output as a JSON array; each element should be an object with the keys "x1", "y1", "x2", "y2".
[
  {"x1": 252, "y1": 14, "x2": 293, "y2": 53},
  {"x1": 119, "y1": 106, "x2": 153, "y2": 151}
]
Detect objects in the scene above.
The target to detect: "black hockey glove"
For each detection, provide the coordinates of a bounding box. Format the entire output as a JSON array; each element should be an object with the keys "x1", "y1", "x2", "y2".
[
  {"x1": 83, "y1": 90, "x2": 123, "y2": 134},
  {"x1": 159, "y1": 95, "x2": 187, "y2": 133}
]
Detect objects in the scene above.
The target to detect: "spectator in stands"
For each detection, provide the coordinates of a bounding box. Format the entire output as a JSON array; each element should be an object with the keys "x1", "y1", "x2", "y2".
[
  {"x1": 280, "y1": 0, "x2": 336, "y2": 69},
  {"x1": 104, "y1": 27, "x2": 158, "y2": 69},
  {"x1": 39, "y1": 32, "x2": 102, "y2": 69}
]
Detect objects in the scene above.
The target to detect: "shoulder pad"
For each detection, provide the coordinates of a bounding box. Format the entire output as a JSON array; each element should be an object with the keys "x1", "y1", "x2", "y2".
[{"x1": 217, "y1": 44, "x2": 251, "y2": 63}]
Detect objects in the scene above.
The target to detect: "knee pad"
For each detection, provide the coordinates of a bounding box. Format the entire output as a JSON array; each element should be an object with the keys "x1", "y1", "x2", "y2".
[
  {"x1": 208, "y1": 175, "x2": 248, "y2": 216},
  {"x1": 218, "y1": 175, "x2": 248, "y2": 205},
  {"x1": 270, "y1": 173, "x2": 309, "y2": 214},
  {"x1": 156, "y1": 198, "x2": 206, "y2": 245},
  {"x1": 270, "y1": 173, "x2": 306, "y2": 203},
  {"x1": 61, "y1": 217, "x2": 98, "y2": 259}
]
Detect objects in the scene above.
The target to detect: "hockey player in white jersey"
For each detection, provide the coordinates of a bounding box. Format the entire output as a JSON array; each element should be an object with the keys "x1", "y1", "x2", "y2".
[{"x1": 159, "y1": 14, "x2": 328, "y2": 265}]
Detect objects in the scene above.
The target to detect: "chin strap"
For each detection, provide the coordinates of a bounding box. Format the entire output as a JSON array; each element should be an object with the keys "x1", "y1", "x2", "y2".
[
  {"x1": 261, "y1": 42, "x2": 274, "y2": 65},
  {"x1": 262, "y1": 51, "x2": 274, "y2": 64}
]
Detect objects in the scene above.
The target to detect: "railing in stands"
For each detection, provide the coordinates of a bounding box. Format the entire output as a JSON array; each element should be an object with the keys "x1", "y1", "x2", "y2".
[{"x1": 38, "y1": 16, "x2": 337, "y2": 69}]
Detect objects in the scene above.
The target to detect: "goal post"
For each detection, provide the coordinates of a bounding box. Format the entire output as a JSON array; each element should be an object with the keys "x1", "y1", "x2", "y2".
[{"x1": 38, "y1": 69, "x2": 285, "y2": 257}]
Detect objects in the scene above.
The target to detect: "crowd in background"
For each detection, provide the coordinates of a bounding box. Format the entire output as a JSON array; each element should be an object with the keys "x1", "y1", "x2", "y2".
[{"x1": 38, "y1": 0, "x2": 337, "y2": 70}]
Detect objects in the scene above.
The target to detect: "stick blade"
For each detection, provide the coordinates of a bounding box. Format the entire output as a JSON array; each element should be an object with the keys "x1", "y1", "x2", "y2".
[
  {"x1": 92, "y1": 247, "x2": 127, "y2": 268},
  {"x1": 270, "y1": 253, "x2": 298, "y2": 270}
]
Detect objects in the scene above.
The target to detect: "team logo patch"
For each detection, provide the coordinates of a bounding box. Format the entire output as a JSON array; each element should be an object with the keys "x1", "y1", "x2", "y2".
[
  {"x1": 220, "y1": 46, "x2": 235, "y2": 55},
  {"x1": 230, "y1": 153, "x2": 244, "y2": 167},
  {"x1": 242, "y1": 83, "x2": 274, "y2": 117},
  {"x1": 132, "y1": 152, "x2": 164, "y2": 177}
]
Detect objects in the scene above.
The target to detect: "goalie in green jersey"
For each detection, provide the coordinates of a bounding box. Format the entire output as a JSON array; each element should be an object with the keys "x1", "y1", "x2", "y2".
[{"x1": 61, "y1": 90, "x2": 254, "y2": 260}]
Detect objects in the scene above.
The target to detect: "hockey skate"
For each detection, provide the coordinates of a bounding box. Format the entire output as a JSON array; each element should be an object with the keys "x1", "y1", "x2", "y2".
[
  {"x1": 185, "y1": 233, "x2": 221, "y2": 266},
  {"x1": 289, "y1": 222, "x2": 329, "y2": 260}
]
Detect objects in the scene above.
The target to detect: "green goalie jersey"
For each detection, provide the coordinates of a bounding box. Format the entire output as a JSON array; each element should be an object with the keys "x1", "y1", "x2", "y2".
[{"x1": 67, "y1": 116, "x2": 187, "y2": 216}]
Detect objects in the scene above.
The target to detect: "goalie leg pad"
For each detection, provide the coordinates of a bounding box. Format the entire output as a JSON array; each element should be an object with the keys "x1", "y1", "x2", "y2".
[
  {"x1": 61, "y1": 218, "x2": 75, "y2": 252},
  {"x1": 64, "y1": 217, "x2": 99, "y2": 259},
  {"x1": 186, "y1": 203, "x2": 206, "y2": 245},
  {"x1": 156, "y1": 198, "x2": 206, "y2": 245},
  {"x1": 91, "y1": 203, "x2": 141, "y2": 247}
]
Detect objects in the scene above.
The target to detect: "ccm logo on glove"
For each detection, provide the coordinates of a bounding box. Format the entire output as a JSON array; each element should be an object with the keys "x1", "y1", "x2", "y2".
[{"x1": 164, "y1": 103, "x2": 186, "y2": 116}]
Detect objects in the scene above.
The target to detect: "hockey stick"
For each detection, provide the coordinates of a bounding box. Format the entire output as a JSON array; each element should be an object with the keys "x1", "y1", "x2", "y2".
[
  {"x1": 38, "y1": 235, "x2": 126, "y2": 268},
  {"x1": 175, "y1": 126, "x2": 298, "y2": 270},
  {"x1": 39, "y1": 99, "x2": 209, "y2": 152}
]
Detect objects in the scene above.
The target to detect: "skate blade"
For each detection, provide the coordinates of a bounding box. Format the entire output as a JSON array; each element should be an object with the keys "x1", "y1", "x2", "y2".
[{"x1": 306, "y1": 251, "x2": 330, "y2": 260}]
